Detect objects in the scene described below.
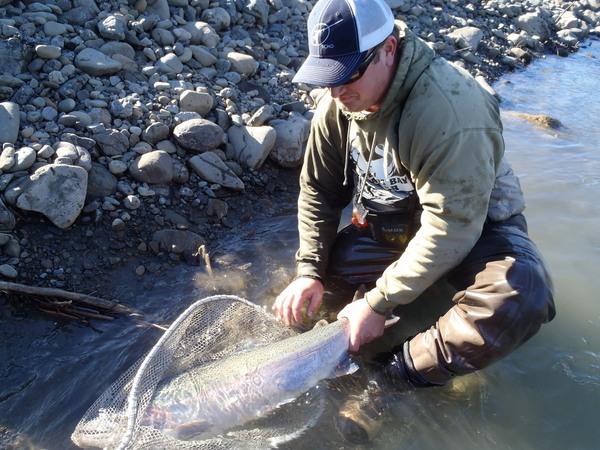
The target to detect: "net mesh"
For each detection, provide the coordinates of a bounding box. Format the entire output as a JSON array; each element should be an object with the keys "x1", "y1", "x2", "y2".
[{"x1": 72, "y1": 295, "x2": 327, "y2": 449}]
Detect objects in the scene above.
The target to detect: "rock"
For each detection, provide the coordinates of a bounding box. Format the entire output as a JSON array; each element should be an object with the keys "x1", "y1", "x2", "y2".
[
  {"x1": 100, "y1": 42, "x2": 135, "y2": 60},
  {"x1": 227, "y1": 52, "x2": 259, "y2": 76},
  {"x1": 556, "y1": 12, "x2": 582, "y2": 30},
  {"x1": 108, "y1": 159, "x2": 128, "y2": 175},
  {"x1": 0, "y1": 264, "x2": 17, "y2": 279},
  {"x1": 447, "y1": 27, "x2": 484, "y2": 50},
  {"x1": 179, "y1": 90, "x2": 214, "y2": 116},
  {"x1": 129, "y1": 150, "x2": 174, "y2": 184},
  {"x1": 135, "y1": 265, "x2": 146, "y2": 276},
  {"x1": 247, "y1": 104, "x2": 275, "y2": 126},
  {"x1": 173, "y1": 119, "x2": 224, "y2": 152},
  {"x1": 0, "y1": 144, "x2": 16, "y2": 171},
  {"x1": 98, "y1": 14, "x2": 127, "y2": 41},
  {"x1": 0, "y1": 198, "x2": 16, "y2": 232},
  {"x1": 35, "y1": 45, "x2": 62, "y2": 59},
  {"x1": 8, "y1": 147, "x2": 36, "y2": 172},
  {"x1": 207, "y1": 198, "x2": 228, "y2": 219},
  {"x1": 172, "y1": 158, "x2": 189, "y2": 183},
  {"x1": 201, "y1": 7, "x2": 231, "y2": 31},
  {"x1": 227, "y1": 125, "x2": 276, "y2": 170},
  {"x1": 157, "y1": 53, "x2": 183, "y2": 75},
  {"x1": 269, "y1": 113, "x2": 311, "y2": 168},
  {"x1": 0, "y1": 102, "x2": 20, "y2": 144},
  {"x1": 0, "y1": 39, "x2": 26, "y2": 76},
  {"x1": 245, "y1": 0, "x2": 269, "y2": 25},
  {"x1": 142, "y1": 122, "x2": 170, "y2": 144},
  {"x1": 151, "y1": 229, "x2": 205, "y2": 261},
  {"x1": 123, "y1": 194, "x2": 141, "y2": 210},
  {"x1": 511, "y1": 112, "x2": 563, "y2": 130},
  {"x1": 87, "y1": 162, "x2": 117, "y2": 198},
  {"x1": 63, "y1": 1, "x2": 100, "y2": 25},
  {"x1": 112, "y1": 218, "x2": 125, "y2": 231},
  {"x1": 0, "y1": 233, "x2": 9, "y2": 246},
  {"x1": 184, "y1": 21, "x2": 220, "y2": 48},
  {"x1": 75, "y1": 48, "x2": 123, "y2": 76},
  {"x1": 188, "y1": 152, "x2": 244, "y2": 191},
  {"x1": 190, "y1": 45, "x2": 217, "y2": 66},
  {"x1": 516, "y1": 12, "x2": 552, "y2": 41},
  {"x1": 44, "y1": 21, "x2": 67, "y2": 36},
  {"x1": 17, "y1": 164, "x2": 88, "y2": 229},
  {"x1": 95, "y1": 128, "x2": 129, "y2": 156},
  {"x1": 146, "y1": 0, "x2": 170, "y2": 20}
]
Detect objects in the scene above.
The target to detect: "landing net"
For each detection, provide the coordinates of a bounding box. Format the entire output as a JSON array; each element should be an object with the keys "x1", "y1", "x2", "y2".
[{"x1": 71, "y1": 295, "x2": 326, "y2": 449}]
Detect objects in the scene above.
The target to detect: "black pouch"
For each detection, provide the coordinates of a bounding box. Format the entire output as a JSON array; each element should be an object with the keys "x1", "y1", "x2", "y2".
[{"x1": 363, "y1": 195, "x2": 421, "y2": 246}]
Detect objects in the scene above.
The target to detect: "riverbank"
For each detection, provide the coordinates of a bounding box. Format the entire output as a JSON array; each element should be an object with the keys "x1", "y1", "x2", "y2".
[{"x1": 0, "y1": 0, "x2": 598, "y2": 304}]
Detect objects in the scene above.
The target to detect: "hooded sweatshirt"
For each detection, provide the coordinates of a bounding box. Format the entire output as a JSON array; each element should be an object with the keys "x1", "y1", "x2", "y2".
[{"x1": 296, "y1": 22, "x2": 525, "y2": 314}]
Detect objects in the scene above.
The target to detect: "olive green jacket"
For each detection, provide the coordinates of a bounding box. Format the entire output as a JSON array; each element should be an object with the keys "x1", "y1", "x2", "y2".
[{"x1": 296, "y1": 22, "x2": 525, "y2": 313}]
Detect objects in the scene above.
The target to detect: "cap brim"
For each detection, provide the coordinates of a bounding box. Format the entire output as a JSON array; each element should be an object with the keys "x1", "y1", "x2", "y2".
[{"x1": 292, "y1": 51, "x2": 368, "y2": 87}]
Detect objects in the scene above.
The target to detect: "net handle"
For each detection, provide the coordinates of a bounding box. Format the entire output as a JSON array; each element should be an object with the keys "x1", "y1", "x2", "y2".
[{"x1": 115, "y1": 295, "x2": 264, "y2": 450}]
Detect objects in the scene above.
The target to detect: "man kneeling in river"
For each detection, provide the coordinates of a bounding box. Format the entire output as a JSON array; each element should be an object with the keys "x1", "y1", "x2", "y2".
[{"x1": 273, "y1": 0, "x2": 555, "y2": 442}]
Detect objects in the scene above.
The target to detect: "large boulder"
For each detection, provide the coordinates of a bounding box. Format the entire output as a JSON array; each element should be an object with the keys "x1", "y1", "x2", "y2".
[
  {"x1": 188, "y1": 152, "x2": 244, "y2": 190},
  {"x1": 173, "y1": 119, "x2": 224, "y2": 152},
  {"x1": 227, "y1": 125, "x2": 276, "y2": 170},
  {"x1": 129, "y1": 150, "x2": 174, "y2": 184},
  {"x1": 16, "y1": 164, "x2": 88, "y2": 229},
  {"x1": 269, "y1": 113, "x2": 311, "y2": 168},
  {"x1": 0, "y1": 102, "x2": 20, "y2": 144}
]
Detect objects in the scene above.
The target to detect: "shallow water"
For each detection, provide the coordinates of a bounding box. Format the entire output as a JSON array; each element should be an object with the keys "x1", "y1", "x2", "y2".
[{"x1": 2, "y1": 41, "x2": 599, "y2": 449}]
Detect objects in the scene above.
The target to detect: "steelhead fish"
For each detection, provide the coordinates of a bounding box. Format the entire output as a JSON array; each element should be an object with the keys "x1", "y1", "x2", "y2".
[{"x1": 144, "y1": 319, "x2": 355, "y2": 440}]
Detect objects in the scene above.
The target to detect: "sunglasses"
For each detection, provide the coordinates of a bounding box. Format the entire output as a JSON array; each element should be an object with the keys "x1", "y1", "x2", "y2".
[{"x1": 340, "y1": 43, "x2": 383, "y2": 86}]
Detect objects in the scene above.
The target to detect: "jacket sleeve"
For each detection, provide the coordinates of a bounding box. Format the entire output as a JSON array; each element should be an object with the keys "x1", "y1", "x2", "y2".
[
  {"x1": 365, "y1": 128, "x2": 503, "y2": 313},
  {"x1": 296, "y1": 102, "x2": 353, "y2": 280}
]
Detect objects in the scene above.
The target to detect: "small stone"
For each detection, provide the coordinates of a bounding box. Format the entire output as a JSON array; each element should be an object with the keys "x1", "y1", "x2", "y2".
[
  {"x1": 135, "y1": 265, "x2": 146, "y2": 276},
  {"x1": 0, "y1": 264, "x2": 17, "y2": 278},
  {"x1": 75, "y1": 48, "x2": 122, "y2": 76},
  {"x1": 58, "y1": 98, "x2": 76, "y2": 113},
  {"x1": 188, "y1": 151, "x2": 244, "y2": 191},
  {"x1": 179, "y1": 90, "x2": 214, "y2": 116},
  {"x1": 35, "y1": 45, "x2": 62, "y2": 59},
  {"x1": 157, "y1": 53, "x2": 183, "y2": 75},
  {"x1": 226, "y1": 52, "x2": 258, "y2": 76},
  {"x1": 173, "y1": 119, "x2": 224, "y2": 152},
  {"x1": 112, "y1": 218, "x2": 126, "y2": 231},
  {"x1": 129, "y1": 150, "x2": 174, "y2": 184},
  {"x1": 108, "y1": 159, "x2": 128, "y2": 175},
  {"x1": 123, "y1": 194, "x2": 141, "y2": 210}
]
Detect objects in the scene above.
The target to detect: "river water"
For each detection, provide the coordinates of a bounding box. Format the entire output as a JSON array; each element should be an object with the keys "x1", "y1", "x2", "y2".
[{"x1": 1, "y1": 41, "x2": 599, "y2": 449}]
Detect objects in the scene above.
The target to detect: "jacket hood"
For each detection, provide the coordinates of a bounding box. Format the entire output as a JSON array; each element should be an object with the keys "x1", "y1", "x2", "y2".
[{"x1": 346, "y1": 21, "x2": 436, "y2": 122}]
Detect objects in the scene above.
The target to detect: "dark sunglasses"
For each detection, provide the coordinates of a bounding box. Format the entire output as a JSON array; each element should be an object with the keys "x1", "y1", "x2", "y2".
[{"x1": 342, "y1": 43, "x2": 383, "y2": 86}]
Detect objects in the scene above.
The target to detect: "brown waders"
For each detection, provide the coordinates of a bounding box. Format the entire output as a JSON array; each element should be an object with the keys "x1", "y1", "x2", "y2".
[
  {"x1": 326, "y1": 213, "x2": 556, "y2": 386},
  {"x1": 326, "y1": 214, "x2": 555, "y2": 443}
]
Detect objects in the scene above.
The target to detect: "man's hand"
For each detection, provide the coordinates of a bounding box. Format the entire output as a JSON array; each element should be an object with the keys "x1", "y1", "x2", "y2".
[
  {"x1": 337, "y1": 298, "x2": 386, "y2": 352},
  {"x1": 272, "y1": 277, "x2": 324, "y2": 326}
]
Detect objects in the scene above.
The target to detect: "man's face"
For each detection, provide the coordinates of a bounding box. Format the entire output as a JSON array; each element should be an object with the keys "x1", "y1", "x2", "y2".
[{"x1": 329, "y1": 37, "x2": 397, "y2": 113}]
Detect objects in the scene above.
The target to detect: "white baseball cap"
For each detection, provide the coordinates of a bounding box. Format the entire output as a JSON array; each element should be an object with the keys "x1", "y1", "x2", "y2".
[{"x1": 292, "y1": 0, "x2": 395, "y2": 86}]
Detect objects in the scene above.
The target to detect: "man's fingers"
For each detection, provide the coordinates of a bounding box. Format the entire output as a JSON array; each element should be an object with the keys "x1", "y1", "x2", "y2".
[{"x1": 291, "y1": 294, "x2": 305, "y2": 324}]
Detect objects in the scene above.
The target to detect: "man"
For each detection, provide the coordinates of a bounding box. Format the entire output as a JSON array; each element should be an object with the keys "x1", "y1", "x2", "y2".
[{"x1": 273, "y1": 0, "x2": 555, "y2": 420}]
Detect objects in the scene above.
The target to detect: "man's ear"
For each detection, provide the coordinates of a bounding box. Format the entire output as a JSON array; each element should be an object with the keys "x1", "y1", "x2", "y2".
[{"x1": 383, "y1": 36, "x2": 398, "y2": 66}]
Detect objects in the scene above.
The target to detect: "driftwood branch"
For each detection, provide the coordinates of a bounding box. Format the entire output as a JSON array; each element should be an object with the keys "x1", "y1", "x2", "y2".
[
  {"x1": 0, "y1": 281, "x2": 167, "y2": 331},
  {"x1": 0, "y1": 281, "x2": 135, "y2": 314}
]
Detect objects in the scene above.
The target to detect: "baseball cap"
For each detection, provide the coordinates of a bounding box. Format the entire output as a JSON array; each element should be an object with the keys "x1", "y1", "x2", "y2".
[{"x1": 292, "y1": 0, "x2": 395, "y2": 87}]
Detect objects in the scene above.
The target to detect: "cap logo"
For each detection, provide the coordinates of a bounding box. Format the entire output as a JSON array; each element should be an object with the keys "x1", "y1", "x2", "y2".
[{"x1": 311, "y1": 18, "x2": 343, "y2": 48}]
